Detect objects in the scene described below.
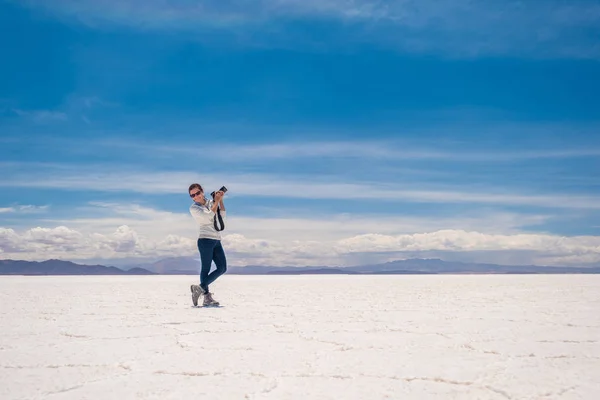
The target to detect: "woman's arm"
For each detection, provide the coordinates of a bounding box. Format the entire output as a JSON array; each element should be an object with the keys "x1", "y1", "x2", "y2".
[
  {"x1": 210, "y1": 198, "x2": 220, "y2": 213},
  {"x1": 210, "y1": 191, "x2": 225, "y2": 212},
  {"x1": 214, "y1": 191, "x2": 224, "y2": 212},
  {"x1": 190, "y1": 202, "x2": 216, "y2": 225},
  {"x1": 190, "y1": 192, "x2": 224, "y2": 224}
]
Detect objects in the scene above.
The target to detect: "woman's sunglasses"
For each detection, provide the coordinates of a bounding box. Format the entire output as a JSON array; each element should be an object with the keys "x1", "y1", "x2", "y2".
[{"x1": 190, "y1": 191, "x2": 202, "y2": 198}]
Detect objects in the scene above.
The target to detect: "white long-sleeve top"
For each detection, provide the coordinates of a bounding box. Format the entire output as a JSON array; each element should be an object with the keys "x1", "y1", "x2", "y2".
[{"x1": 189, "y1": 199, "x2": 226, "y2": 240}]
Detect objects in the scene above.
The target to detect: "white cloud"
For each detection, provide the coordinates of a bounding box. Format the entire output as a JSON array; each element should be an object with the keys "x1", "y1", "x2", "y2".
[
  {"x1": 2, "y1": 224, "x2": 600, "y2": 267},
  {"x1": 335, "y1": 230, "x2": 600, "y2": 256},
  {"x1": 0, "y1": 225, "x2": 194, "y2": 260},
  {"x1": 195, "y1": 231, "x2": 579, "y2": 266},
  {"x1": 18, "y1": 0, "x2": 600, "y2": 58},
  {"x1": 1, "y1": 202, "x2": 598, "y2": 266}
]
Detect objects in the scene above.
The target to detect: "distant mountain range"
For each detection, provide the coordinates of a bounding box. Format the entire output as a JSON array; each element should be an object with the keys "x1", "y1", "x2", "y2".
[
  {"x1": 0, "y1": 259, "x2": 154, "y2": 275},
  {"x1": 1, "y1": 257, "x2": 600, "y2": 276}
]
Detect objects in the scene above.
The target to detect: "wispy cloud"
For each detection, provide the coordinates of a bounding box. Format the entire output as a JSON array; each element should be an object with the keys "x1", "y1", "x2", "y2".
[
  {"x1": 78, "y1": 96, "x2": 119, "y2": 109},
  {"x1": 0, "y1": 165, "x2": 598, "y2": 210},
  {"x1": 50, "y1": 202, "x2": 550, "y2": 239},
  {"x1": 10, "y1": 108, "x2": 67, "y2": 123},
  {"x1": 90, "y1": 138, "x2": 600, "y2": 162},
  {"x1": 2, "y1": 95, "x2": 118, "y2": 126},
  {"x1": 0, "y1": 205, "x2": 49, "y2": 214},
  {"x1": 10, "y1": 129, "x2": 600, "y2": 163},
  {"x1": 18, "y1": 0, "x2": 600, "y2": 58}
]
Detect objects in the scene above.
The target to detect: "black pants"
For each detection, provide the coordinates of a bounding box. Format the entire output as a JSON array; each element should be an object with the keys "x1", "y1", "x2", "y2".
[{"x1": 197, "y1": 238, "x2": 227, "y2": 293}]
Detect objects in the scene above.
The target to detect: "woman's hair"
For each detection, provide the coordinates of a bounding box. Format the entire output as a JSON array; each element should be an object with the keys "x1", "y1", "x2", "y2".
[{"x1": 188, "y1": 183, "x2": 203, "y2": 193}]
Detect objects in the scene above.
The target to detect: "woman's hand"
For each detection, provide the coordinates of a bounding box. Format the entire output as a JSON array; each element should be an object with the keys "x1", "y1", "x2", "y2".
[{"x1": 209, "y1": 191, "x2": 224, "y2": 213}]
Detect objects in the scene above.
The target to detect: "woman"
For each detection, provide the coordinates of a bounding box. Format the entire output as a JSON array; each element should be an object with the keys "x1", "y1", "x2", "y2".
[{"x1": 188, "y1": 183, "x2": 227, "y2": 307}]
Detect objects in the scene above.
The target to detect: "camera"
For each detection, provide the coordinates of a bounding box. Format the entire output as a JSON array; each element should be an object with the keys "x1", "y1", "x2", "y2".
[{"x1": 210, "y1": 186, "x2": 228, "y2": 199}]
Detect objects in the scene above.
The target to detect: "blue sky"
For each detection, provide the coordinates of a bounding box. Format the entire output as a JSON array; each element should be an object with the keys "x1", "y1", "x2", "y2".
[{"x1": 1, "y1": 0, "x2": 600, "y2": 267}]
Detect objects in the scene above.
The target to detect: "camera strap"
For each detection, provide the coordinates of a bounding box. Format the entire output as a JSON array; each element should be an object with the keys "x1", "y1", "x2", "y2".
[{"x1": 213, "y1": 207, "x2": 225, "y2": 231}]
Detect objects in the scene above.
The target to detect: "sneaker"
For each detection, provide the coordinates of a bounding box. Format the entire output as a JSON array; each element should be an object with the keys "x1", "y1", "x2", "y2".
[
  {"x1": 202, "y1": 292, "x2": 220, "y2": 307},
  {"x1": 190, "y1": 284, "x2": 204, "y2": 306}
]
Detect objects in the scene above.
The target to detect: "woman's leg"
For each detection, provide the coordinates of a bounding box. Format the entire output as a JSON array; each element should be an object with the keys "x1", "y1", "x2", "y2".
[
  {"x1": 212, "y1": 240, "x2": 227, "y2": 279},
  {"x1": 197, "y1": 238, "x2": 217, "y2": 293},
  {"x1": 204, "y1": 240, "x2": 227, "y2": 288}
]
